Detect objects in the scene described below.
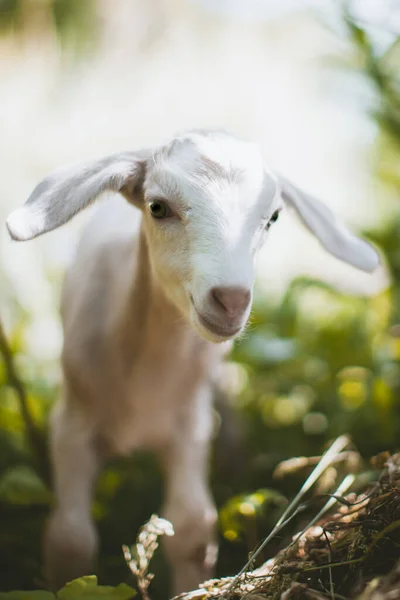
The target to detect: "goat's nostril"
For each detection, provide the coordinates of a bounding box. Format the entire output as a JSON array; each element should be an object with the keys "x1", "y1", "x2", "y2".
[{"x1": 211, "y1": 286, "x2": 251, "y2": 318}]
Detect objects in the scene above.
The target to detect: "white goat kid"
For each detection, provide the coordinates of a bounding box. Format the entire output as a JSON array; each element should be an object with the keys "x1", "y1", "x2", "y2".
[{"x1": 6, "y1": 130, "x2": 379, "y2": 594}]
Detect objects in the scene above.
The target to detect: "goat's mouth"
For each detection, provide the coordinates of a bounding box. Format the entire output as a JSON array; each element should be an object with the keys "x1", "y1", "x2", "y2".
[
  {"x1": 195, "y1": 312, "x2": 242, "y2": 341},
  {"x1": 189, "y1": 294, "x2": 244, "y2": 342}
]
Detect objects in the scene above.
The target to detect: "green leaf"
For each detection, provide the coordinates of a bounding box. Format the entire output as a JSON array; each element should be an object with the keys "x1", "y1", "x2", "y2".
[
  {"x1": 0, "y1": 579, "x2": 136, "y2": 600},
  {"x1": 57, "y1": 576, "x2": 136, "y2": 599},
  {"x1": 0, "y1": 465, "x2": 52, "y2": 505},
  {"x1": 0, "y1": 592, "x2": 54, "y2": 599}
]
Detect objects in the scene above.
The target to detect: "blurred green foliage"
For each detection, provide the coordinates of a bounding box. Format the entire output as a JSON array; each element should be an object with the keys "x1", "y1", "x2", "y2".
[
  {"x1": 0, "y1": 575, "x2": 136, "y2": 599},
  {"x1": 1, "y1": 3, "x2": 400, "y2": 598},
  {"x1": 0, "y1": 0, "x2": 97, "y2": 54}
]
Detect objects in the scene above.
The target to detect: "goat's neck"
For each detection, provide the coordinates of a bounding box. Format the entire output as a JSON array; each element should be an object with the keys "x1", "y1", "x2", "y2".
[{"x1": 117, "y1": 225, "x2": 203, "y2": 368}]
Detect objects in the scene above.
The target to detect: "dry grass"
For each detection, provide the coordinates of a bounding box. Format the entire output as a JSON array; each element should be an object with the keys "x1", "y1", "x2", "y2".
[{"x1": 169, "y1": 442, "x2": 400, "y2": 600}]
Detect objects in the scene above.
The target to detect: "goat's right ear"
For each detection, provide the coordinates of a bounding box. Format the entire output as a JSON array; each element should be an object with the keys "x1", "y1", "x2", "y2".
[{"x1": 6, "y1": 151, "x2": 149, "y2": 241}]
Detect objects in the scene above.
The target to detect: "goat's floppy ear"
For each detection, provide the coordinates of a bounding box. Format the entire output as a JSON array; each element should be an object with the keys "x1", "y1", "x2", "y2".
[
  {"x1": 278, "y1": 175, "x2": 379, "y2": 273},
  {"x1": 6, "y1": 151, "x2": 149, "y2": 241}
]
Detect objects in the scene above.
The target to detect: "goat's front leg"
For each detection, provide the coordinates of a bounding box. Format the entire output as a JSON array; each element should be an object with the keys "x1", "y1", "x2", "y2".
[
  {"x1": 160, "y1": 387, "x2": 218, "y2": 596},
  {"x1": 44, "y1": 398, "x2": 100, "y2": 591}
]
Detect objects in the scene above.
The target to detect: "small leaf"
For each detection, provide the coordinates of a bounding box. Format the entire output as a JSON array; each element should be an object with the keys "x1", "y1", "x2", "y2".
[
  {"x1": 0, "y1": 465, "x2": 52, "y2": 505},
  {"x1": 57, "y1": 576, "x2": 136, "y2": 599},
  {"x1": 0, "y1": 592, "x2": 54, "y2": 599}
]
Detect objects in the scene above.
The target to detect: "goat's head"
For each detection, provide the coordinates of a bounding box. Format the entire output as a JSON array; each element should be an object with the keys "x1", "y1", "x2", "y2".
[{"x1": 6, "y1": 129, "x2": 379, "y2": 343}]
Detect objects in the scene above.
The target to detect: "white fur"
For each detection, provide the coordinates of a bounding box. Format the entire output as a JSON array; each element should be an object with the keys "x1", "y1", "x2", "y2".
[{"x1": 6, "y1": 129, "x2": 379, "y2": 594}]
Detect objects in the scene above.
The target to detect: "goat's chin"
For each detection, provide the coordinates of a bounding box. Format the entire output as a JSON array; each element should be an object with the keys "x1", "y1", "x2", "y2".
[
  {"x1": 190, "y1": 311, "x2": 244, "y2": 344},
  {"x1": 196, "y1": 323, "x2": 238, "y2": 343}
]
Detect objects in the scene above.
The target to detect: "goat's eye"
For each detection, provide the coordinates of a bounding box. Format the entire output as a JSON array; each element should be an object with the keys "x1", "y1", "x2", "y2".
[
  {"x1": 149, "y1": 200, "x2": 172, "y2": 219},
  {"x1": 266, "y1": 209, "x2": 280, "y2": 229}
]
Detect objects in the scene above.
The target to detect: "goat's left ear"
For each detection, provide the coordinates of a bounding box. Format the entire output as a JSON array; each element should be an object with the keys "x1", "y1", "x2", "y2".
[
  {"x1": 277, "y1": 175, "x2": 379, "y2": 273},
  {"x1": 6, "y1": 150, "x2": 150, "y2": 241}
]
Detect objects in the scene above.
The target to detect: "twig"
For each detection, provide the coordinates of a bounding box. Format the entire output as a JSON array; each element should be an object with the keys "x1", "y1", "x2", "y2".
[
  {"x1": 274, "y1": 452, "x2": 361, "y2": 479},
  {"x1": 323, "y1": 529, "x2": 334, "y2": 600}
]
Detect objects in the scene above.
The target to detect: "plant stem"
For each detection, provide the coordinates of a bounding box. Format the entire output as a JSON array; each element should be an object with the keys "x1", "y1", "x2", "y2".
[{"x1": 0, "y1": 318, "x2": 49, "y2": 484}]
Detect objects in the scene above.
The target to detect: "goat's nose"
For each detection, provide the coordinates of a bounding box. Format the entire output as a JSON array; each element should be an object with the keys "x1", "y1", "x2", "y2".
[{"x1": 211, "y1": 286, "x2": 251, "y2": 319}]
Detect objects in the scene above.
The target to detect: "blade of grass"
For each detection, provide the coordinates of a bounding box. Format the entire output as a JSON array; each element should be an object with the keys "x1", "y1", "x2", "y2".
[
  {"x1": 288, "y1": 474, "x2": 355, "y2": 600},
  {"x1": 289, "y1": 474, "x2": 355, "y2": 550},
  {"x1": 225, "y1": 435, "x2": 350, "y2": 596}
]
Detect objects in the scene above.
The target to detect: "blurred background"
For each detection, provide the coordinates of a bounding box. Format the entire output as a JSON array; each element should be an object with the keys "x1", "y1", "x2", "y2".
[{"x1": 0, "y1": 0, "x2": 400, "y2": 596}]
